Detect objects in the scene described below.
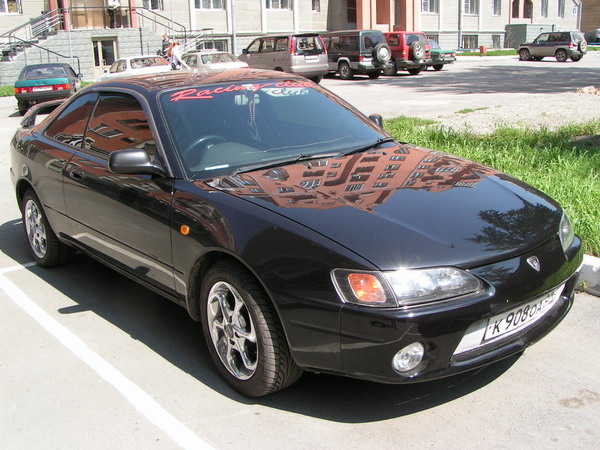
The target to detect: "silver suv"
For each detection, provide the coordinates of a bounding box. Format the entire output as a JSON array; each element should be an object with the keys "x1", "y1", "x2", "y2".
[
  {"x1": 239, "y1": 33, "x2": 328, "y2": 83},
  {"x1": 518, "y1": 31, "x2": 587, "y2": 62}
]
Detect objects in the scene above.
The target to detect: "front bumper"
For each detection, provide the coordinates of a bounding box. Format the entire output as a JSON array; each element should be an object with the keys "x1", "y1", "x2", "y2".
[{"x1": 338, "y1": 235, "x2": 582, "y2": 384}]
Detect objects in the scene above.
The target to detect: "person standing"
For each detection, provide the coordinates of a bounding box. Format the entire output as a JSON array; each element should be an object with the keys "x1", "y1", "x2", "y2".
[
  {"x1": 169, "y1": 41, "x2": 190, "y2": 70},
  {"x1": 107, "y1": 0, "x2": 120, "y2": 29}
]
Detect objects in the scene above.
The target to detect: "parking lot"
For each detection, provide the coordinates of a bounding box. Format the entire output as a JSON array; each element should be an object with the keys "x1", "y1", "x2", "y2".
[{"x1": 1, "y1": 55, "x2": 599, "y2": 449}]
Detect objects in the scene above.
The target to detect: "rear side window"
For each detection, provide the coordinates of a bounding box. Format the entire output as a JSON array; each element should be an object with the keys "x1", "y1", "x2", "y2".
[
  {"x1": 44, "y1": 92, "x2": 99, "y2": 147},
  {"x1": 361, "y1": 33, "x2": 386, "y2": 50},
  {"x1": 339, "y1": 36, "x2": 358, "y2": 51},
  {"x1": 275, "y1": 37, "x2": 289, "y2": 52},
  {"x1": 260, "y1": 38, "x2": 276, "y2": 53},
  {"x1": 84, "y1": 93, "x2": 155, "y2": 159}
]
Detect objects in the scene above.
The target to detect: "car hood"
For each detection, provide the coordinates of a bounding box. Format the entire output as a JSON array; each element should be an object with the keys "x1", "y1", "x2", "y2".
[{"x1": 204, "y1": 144, "x2": 562, "y2": 270}]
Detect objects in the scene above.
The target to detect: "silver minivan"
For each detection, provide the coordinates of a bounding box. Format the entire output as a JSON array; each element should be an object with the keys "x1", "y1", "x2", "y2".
[{"x1": 239, "y1": 33, "x2": 328, "y2": 83}]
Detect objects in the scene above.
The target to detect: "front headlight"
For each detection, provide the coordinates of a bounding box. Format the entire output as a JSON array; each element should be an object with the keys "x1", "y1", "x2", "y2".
[
  {"x1": 558, "y1": 211, "x2": 575, "y2": 253},
  {"x1": 332, "y1": 267, "x2": 482, "y2": 308}
]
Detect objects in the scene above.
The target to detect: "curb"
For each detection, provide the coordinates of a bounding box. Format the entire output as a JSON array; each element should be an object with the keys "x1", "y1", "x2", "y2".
[{"x1": 578, "y1": 254, "x2": 600, "y2": 297}]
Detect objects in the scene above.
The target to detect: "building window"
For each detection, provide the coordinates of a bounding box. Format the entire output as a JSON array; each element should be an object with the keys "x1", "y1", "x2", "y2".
[
  {"x1": 511, "y1": 0, "x2": 519, "y2": 18},
  {"x1": 558, "y1": 0, "x2": 565, "y2": 18},
  {"x1": 301, "y1": 179, "x2": 321, "y2": 189},
  {"x1": 492, "y1": 34, "x2": 501, "y2": 48},
  {"x1": 464, "y1": 0, "x2": 478, "y2": 15},
  {"x1": 346, "y1": 184, "x2": 363, "y2": 192},
  {"x1": 540, "y1": 0, "x2": 548, "y2": 17},
  {"x1": 523, "y1": 0, "x2": 532, "y2": 18},
  {"x1": 266, "y1": 0, "x2": 291, "y2": 9},
  {"x1": 492, "y1": 0, "x2": 501, "y2": 15},
  {"x1": 312, "y1": 0, "x2": 320, "y2": 12},
  {"x1": 195, "y1": 0, "x2": 224, "y2": 9},
  {"x1": 422, "y1": 0, "x2": 438, "y2": 13},
  {"x1": 197, "y1": 40, "x2": 228, "y2": 51},
  {"x1": 143, "y1": 0, "x2": 162, "y2": 10},
  {"x1": 1, "y1": 0, "x2": 22, "y2": 13},
  {"x1": 462, "y1": 35, "x2": 478, "y2": 49}
]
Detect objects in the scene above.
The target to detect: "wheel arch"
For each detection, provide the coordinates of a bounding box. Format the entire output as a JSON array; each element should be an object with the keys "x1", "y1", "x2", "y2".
[
  {"x1": 186, "y1": 250, "x2": 276, "y2": 323},
  {"x1": 15, "y1": 178, "x2": 34, "y2": 206}
]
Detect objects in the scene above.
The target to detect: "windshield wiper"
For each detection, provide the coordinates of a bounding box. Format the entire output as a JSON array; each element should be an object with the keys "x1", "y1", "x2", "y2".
[
  {"x1": 234, "y1": 151, "x2": 340, "y2": 175},
  {"x1": 340, "y1": 137, "x2": 397, "y2": 157}
]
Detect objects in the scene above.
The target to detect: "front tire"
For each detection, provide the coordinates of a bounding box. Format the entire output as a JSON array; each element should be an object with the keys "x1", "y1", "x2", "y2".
[
  {"x1": 368, "y1": 71, "x2": 381, "y2": 79},
  {"x1": 200, "y1": 261, "x2": 302, "y2": 397},
  {"x1": 407, "y1": 67, "x2": 422, "y2": 75},
  {"x1": 519, "y1": 49, "x2": 531, "y2": 61},
  {"x1": 21, "y1": 190, "x2": 74, "y2": 267},
  {"x1": 432, "y1": 64, "x2": 444, "y2": 71}
]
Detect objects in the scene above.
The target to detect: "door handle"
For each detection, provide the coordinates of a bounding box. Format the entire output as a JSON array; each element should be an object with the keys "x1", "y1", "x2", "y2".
[{"x1": 69, "y1": 167, "x2": 84, "y2": 180}]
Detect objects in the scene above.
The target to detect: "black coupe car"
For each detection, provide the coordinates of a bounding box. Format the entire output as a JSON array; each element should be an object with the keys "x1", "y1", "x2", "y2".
[{"x1": 10, "y1": 70, "x2": 582, "y2": 397}]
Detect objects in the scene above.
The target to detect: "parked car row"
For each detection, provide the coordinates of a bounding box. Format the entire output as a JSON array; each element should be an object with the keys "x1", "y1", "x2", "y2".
[{"x1": 237, "y1": 30, "x2": 456, "y2": 81}]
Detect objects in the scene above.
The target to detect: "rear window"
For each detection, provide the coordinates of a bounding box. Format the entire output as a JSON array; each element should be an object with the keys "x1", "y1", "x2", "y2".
[
  {"x1": 406, "y1": 33, "x2": 428, "y2": 45},
  {"x1": 130, "y1": 57, "x2": 169, "y2": 68},
  {"x1": 19, "y1": 65, "x2": 68, "y2": 80},
  {"x1": 201, "y1": 53, "x2": 237, "y2": 64},
  {"x1": 294, "y1": 35, "x2": 324, "y2": 55},
  {"x1": 361, "y1": 33, "x2": 387, "y2": 50}
]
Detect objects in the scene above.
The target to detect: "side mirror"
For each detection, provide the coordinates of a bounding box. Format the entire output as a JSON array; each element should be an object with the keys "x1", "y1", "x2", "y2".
[
  {"x1": 20, "y1": 99, "x2": 65, "y2": 128},
  {"x1": 77, "y1": 73, "x2": 83, "y2": 79},
  {"x1": 369, "y1": 114, "x2": 384, "y2": 129},
  {"x1": 108, "y1": 148, "x2": 166, "y2": 177},
  {"x1": 242, "y1": 48, "x2": 248, "y2": 54}
]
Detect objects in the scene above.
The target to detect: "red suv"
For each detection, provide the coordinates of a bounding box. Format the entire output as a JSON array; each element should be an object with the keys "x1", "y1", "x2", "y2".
[{"x1": 383, "y1": 31, "x2": 432, "y2": 75}]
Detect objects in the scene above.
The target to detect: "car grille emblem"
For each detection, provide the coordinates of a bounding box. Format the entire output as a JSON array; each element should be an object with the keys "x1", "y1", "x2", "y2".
[{"x1": 527, "y1": 256, "x2": 541, "y2": 272}]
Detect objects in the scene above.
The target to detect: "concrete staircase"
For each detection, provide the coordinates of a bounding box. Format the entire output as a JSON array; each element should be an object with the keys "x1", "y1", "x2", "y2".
[{"x1": 0, "y1": 28, "x2": 164, "y2": 85}]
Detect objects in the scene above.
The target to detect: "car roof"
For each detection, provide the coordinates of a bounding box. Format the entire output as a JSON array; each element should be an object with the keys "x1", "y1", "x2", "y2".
[{"x1": 92, "y1": 68, "x2": 308, "y2": 94}]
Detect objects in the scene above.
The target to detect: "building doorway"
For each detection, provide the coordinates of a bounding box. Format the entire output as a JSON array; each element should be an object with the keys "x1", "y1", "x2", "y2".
[{"x1": 93, "y1": 38, "x2": 117, "y2": 79}]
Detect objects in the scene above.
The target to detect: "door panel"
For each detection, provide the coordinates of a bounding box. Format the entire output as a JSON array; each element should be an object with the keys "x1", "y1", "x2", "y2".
[{"x1": 63, "y1": 93, "x2": 176, "y2": 295}]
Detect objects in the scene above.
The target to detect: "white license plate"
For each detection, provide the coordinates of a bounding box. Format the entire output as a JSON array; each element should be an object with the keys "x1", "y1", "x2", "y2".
[
  {"x1": 32, "y1": 86, "x2": 52, "y2": 92},
  {"x1": 304, "y1": 55, "x2": 318, "y2": 61},
  {"x1": 483, "y1": 285, "x2": 563, "y2": 342}
]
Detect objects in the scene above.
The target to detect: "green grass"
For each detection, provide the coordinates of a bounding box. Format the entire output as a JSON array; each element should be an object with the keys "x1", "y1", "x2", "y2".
[
  {"x1": 385, "y1": 117, "x2": 600, "y2": 256},
  {"x1": 0, "y1": 85, "x2": 14, "y2": 97},
  {"x1": 460, "y1": 49, "x2": 518, "y2": 56},
  {"x1": 456, "y1": 107, "x2": 489, "y2": 114}
]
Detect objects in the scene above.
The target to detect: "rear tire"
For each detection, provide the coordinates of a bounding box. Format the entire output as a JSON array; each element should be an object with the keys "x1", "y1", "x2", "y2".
[
  {"x1": 432, "y1": 64, "x2": 444, "y2": 71},
  {"x1": 200, "y1": 261, "x2": 302, "y2": 397},
  {"x1": 338, "y1": 61, "x2": 354, "y2": 80},
  {"x1": 21, "y1": 190, "x2": 74, "y2": 267},
  {"x1": 368, "y1": 71, "x2": 381, "y2": 79},
  {"x1": 570, "y1": 55, "x2": 582, "y2": 62},
  {"x1": 17, "y1": 100, "x2": 28, "y2": 116},
  {"x1": 555, "y1": 49, "x2": 568, "y2": 62},
  {"x1": 383, "y1": 59, "x2": 397, "y2": 76}
]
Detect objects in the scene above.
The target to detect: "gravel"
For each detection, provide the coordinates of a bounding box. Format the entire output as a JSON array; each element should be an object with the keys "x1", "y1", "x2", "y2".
[{"x1": 432, "y1": 90, "x2": 600, "y2": 135}]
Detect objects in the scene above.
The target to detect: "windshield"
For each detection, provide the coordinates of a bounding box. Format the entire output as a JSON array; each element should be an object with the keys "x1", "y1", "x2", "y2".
[{"x1": 160, "y1": 80, "x2": 386, "y2": 178}]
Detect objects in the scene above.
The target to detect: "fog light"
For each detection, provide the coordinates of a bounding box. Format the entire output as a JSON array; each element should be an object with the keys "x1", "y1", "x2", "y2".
[{"x1": 392, "y1": 342, "x2": 425, "y2": 373}]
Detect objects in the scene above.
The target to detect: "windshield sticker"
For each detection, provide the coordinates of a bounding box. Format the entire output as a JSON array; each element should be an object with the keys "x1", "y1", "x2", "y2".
[{"x1": 170, "y1": 81, "x2": 313, "y2": 102}]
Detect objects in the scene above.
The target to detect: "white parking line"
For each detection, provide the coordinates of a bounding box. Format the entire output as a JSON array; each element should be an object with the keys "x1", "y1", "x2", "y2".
[{"x1": 0, "y1": 264, "x2": 214, "y2": 450}]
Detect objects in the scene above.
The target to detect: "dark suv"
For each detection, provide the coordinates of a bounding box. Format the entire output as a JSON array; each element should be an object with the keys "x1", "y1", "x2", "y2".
[
  {"x1": 383, "y1": 31, "x2": 432, "y2": 75},
  {"x1": 322, "y1": 30, "x2": 392, "y2": 79},
  {"x1": 518, "y1": 31, "x2": 587, "y2": 62}
]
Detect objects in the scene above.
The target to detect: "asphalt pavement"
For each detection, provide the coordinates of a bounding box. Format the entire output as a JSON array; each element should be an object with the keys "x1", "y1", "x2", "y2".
[{"x1": 1, "y1": 57, "x2": 599, "y2": 449}]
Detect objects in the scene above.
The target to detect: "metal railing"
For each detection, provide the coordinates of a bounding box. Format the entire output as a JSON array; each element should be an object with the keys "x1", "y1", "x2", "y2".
[{"x1": 8, "y1": 35, "x2": 80, "y2": 73}]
